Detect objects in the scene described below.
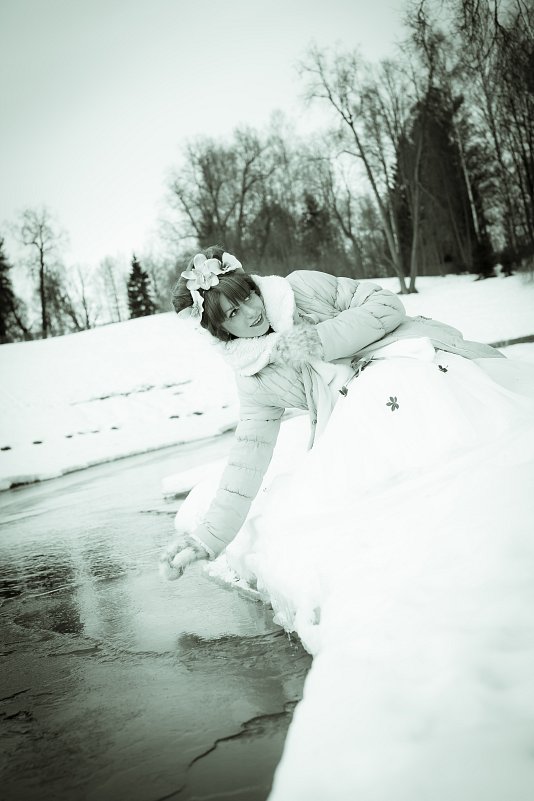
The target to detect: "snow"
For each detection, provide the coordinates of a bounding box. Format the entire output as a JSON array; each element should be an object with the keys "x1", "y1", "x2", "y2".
[
  {"x1": 0, "y1": 313, "x2": 239, "y2": 490},
  {"x1": 376, "y1": 273, "x2": 534, "y2": 346},
  {"x1": 2, "y1": 272, "x2": 534, "y2": 798},
  {"x1": 249, "y1": 423, "x2": 534, "y2": 800}
]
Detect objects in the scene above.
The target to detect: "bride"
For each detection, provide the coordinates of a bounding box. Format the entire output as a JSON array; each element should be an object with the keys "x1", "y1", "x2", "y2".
[{"x1": 160, "y1": 245, "x2": 534, "y2": 583}]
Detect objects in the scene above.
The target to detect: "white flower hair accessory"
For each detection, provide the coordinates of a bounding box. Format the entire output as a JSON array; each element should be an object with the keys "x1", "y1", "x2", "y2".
[{"x1": 179, "y1": 251, "x2": 242, "y2": 319}]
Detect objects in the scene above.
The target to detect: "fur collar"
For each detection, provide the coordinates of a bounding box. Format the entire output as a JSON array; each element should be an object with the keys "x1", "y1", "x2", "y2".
[{"x1": 202, "y1": 274, "x2": 300, "y2": 377}]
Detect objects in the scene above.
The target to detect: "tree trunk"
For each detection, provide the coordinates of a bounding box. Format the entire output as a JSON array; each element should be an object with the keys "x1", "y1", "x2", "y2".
[
  {"x1": 39, "y1": 245, "x2": 47, "y2": 338},
  {"x1": 409, "y1": 190, "x2": 420, "y2": 293}
]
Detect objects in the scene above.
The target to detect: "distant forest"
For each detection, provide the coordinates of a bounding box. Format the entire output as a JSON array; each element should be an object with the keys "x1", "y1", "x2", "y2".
[{"x1": 1, "y1": 0, "x2": 533, "y2": 341}]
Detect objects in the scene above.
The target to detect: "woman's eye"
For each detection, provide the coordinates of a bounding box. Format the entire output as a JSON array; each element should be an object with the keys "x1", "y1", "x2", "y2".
[{"x1": 229, "y1": 309, "x2": 237, "y2": 318}]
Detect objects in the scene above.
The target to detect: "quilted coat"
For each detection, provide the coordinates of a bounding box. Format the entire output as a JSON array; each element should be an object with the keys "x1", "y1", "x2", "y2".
[{"x1": 190, "y1": 270, "x2": 503, "y2": 557}]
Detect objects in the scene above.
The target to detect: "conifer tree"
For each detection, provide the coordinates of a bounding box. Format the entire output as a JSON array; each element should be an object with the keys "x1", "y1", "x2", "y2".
[
  {"x1": 394, "y1": 87, "x2": 483, "y2": 277},
  {"x1": 300, "y1": 193, "x2": 341, "y2": 267},
  {"x1": 0, "y1": 238, "x2": 15, "y2": 342},
  {"x1": 127, "y1": 254, "x2": 156, "y2": 318},
  {"x1": 0, "y1": 237, "x2": 31, "y2": 343}
]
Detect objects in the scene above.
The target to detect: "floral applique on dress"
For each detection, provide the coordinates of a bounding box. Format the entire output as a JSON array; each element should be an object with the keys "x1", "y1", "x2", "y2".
[{"x1": 386, "y1": 396, "x2": 399, "y2": 411}]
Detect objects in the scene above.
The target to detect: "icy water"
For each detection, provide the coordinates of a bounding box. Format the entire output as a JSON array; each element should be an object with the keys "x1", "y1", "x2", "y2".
[{"x1": 0, "y1": 437, "x2": 311, "y2": 801}]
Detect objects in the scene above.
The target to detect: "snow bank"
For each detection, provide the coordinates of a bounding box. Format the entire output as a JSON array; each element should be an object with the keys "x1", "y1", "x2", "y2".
[
  {"x1": 0, "y1": 313, "x2": 238, "y2": 489},
  {"x1": 376, "y1": 272, "x2": 534, "y2": 346}
]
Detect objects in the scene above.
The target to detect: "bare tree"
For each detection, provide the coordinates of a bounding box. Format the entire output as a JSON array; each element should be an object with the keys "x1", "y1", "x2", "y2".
[
  {"x1": 98, "y1": 256, "x2": 127, "y2": 323},
  {"x1": 68, "y1": 266, "x2": 100, "y2": 329},
  {"x1": 166, "y1": 125, "x2": 308, "y2": 272},
  {"x1": 419, "y1": 0, "x2": 534, "y2": 260},
  {"x1": 168, "y1": 128, "x2": 275, "y2": 254},
  {"x1": 299, "y1": 145, "x2": 367, "y2": 277},
  {"x1": 18, "y1": 207, "x2": 67, "y2": 338},
  {"x1": 362, "y1": 58, "x2": 428, "y2": 291},
  {"x1": 299, "y1": 46, "x2": 414, "y2": 291},
  {"x1": 493, "y1": 1, "x2": 534, "y2": 250},
  {"x1": 140, "y1": 252, "x2": 177, "y2": 312}
]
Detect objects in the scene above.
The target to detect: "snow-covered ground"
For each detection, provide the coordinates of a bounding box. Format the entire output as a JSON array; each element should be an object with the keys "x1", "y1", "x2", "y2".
[
  {"x1": 2, "y1": 271, "x2": 534, "y2": 798},
  {"x1": 0, "y1": 312, "x2": 239, "y2": 490},
  {"x1": 1, "y1": 273, "x2": 533, "y2": 492}
]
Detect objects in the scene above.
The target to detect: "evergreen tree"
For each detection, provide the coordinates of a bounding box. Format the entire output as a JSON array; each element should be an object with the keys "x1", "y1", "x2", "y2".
[
  {"x1": 247, "y1": 200, "x2": 300, "y2": 273},
  {"x1": 0, "y1": 238, "x2": 16, "y2": 343},
  {"x1": 299, "y1": 193, "x2": 338, "y2": 266},
  {"x1": 0, "y1": 238, "x2": 31, "y2": 343},
  {"x1": 127, "y1": 254, "x2": 156, "y2": 318},
  {"x1": 393, "y1": 87, "x2": 483, "y2": 276}
]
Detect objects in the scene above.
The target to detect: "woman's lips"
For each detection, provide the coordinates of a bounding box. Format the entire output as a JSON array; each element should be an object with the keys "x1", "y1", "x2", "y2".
[{"x1": 251, "y1": 314, "x2": 263, "y2": 327}]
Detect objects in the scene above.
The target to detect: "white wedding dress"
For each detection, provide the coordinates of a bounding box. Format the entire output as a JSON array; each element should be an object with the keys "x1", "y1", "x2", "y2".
[
  {"x1": 177, "y1": 338, "x2": 534, "y2": 611},
  {"x1": 251, "y1": 338, "x2": 533, "y2": 506},
  {"x1": 173, "y1": 337, "x2": 534, "y2": 801}
]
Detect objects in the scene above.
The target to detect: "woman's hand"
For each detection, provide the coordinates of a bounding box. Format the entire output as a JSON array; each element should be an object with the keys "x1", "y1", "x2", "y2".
[
  {"x1": 159, "y1": 535, "x2": 209, "y2": 580},
  {"x1": 273, "y1": 320, "x2": 323, "y2": 364}
]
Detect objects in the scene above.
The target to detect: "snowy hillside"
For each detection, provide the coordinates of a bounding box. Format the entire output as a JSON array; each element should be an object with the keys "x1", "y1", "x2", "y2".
[
  {"x1": 0, "y1": 272, "x2": 533, "y2": 491},
  {"x1": 0, "y1": 313, "x2": 238, "y2": 490}
]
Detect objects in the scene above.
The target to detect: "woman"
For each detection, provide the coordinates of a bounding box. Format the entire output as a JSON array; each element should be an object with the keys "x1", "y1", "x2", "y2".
[{"x1": 161, "y1": 246, "x2": 533, "y2": 580}]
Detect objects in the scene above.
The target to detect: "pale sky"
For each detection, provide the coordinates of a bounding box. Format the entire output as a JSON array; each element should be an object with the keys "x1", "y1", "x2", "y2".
[{"x1": 1, "y1": 0, "x2": 406, "y2": 270}]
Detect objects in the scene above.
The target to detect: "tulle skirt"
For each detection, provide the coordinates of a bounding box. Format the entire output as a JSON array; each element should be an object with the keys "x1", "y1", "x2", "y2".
[{"x1": 250, "y1": 337, "x2": 534, "y2": 513}]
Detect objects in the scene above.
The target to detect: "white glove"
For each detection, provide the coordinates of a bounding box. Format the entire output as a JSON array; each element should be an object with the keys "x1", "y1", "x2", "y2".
[
  {"x1": 273, "y1": 320, "x2": 323, "y2": 364},
  {"x1": 159, "y1": 535, "x2": 209, "y2": 580}
]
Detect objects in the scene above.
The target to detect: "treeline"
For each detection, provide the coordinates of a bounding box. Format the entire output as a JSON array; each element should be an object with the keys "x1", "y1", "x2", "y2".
[
  {"x1": 1, "y1": 0, "x2": 532, "y2": 342},
  {"x1": 167, "y1": 0, "x2": 533, "y2": 292},
  {"x1": 0, "y1": 214, "x2": 171, "y2": 343}
]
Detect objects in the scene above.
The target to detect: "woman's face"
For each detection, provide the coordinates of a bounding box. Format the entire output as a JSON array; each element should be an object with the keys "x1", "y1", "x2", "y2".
[{"x1": 219, "y1": 290, "x2": 270, "y2": 338}]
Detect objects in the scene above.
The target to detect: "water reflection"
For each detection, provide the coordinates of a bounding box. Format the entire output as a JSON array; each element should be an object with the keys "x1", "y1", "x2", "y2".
[
  {"x1": 0, "y1": 554, "x2": 77, "y2": 599},
  {"x1": 0, "y1": 445, "x2": 311, "y2": 801},
  {"x1": 15, "y1": 597, "x2": 83, "y2": 635},
  {"x1": 0, "y1": 576, "x2": 22, "y2": 599}
]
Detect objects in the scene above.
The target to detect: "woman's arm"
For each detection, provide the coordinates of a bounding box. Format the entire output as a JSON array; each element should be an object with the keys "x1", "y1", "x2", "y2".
[
  {"x1": 289, "y1": 271, "x2": 406, "y2": 362},
  {"x1": 191, "y1": 411, "x2": 283, "y2": 557},
  {"x1": 161, "y1": 402, "x2": 283, "y2": 578}
]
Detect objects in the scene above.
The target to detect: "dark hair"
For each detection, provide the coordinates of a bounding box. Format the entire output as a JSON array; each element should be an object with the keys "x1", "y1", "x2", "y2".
[{"x1": 171, "y1": 246, "x2": 259, "y2": 341}]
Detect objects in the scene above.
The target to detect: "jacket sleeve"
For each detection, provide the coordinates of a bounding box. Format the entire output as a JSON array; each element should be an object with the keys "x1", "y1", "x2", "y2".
[
  {"x1": 192, "y1": 389, "x2": 285, "y2": 557},
  {"x1": 289, "y1": 271, "x2": 406, "y2": 362}
]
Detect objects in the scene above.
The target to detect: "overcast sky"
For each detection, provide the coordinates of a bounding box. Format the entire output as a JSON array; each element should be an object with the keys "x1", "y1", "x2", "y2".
[{"x1": 1, "y1": 0, "x2": 406, "y2": 269}]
